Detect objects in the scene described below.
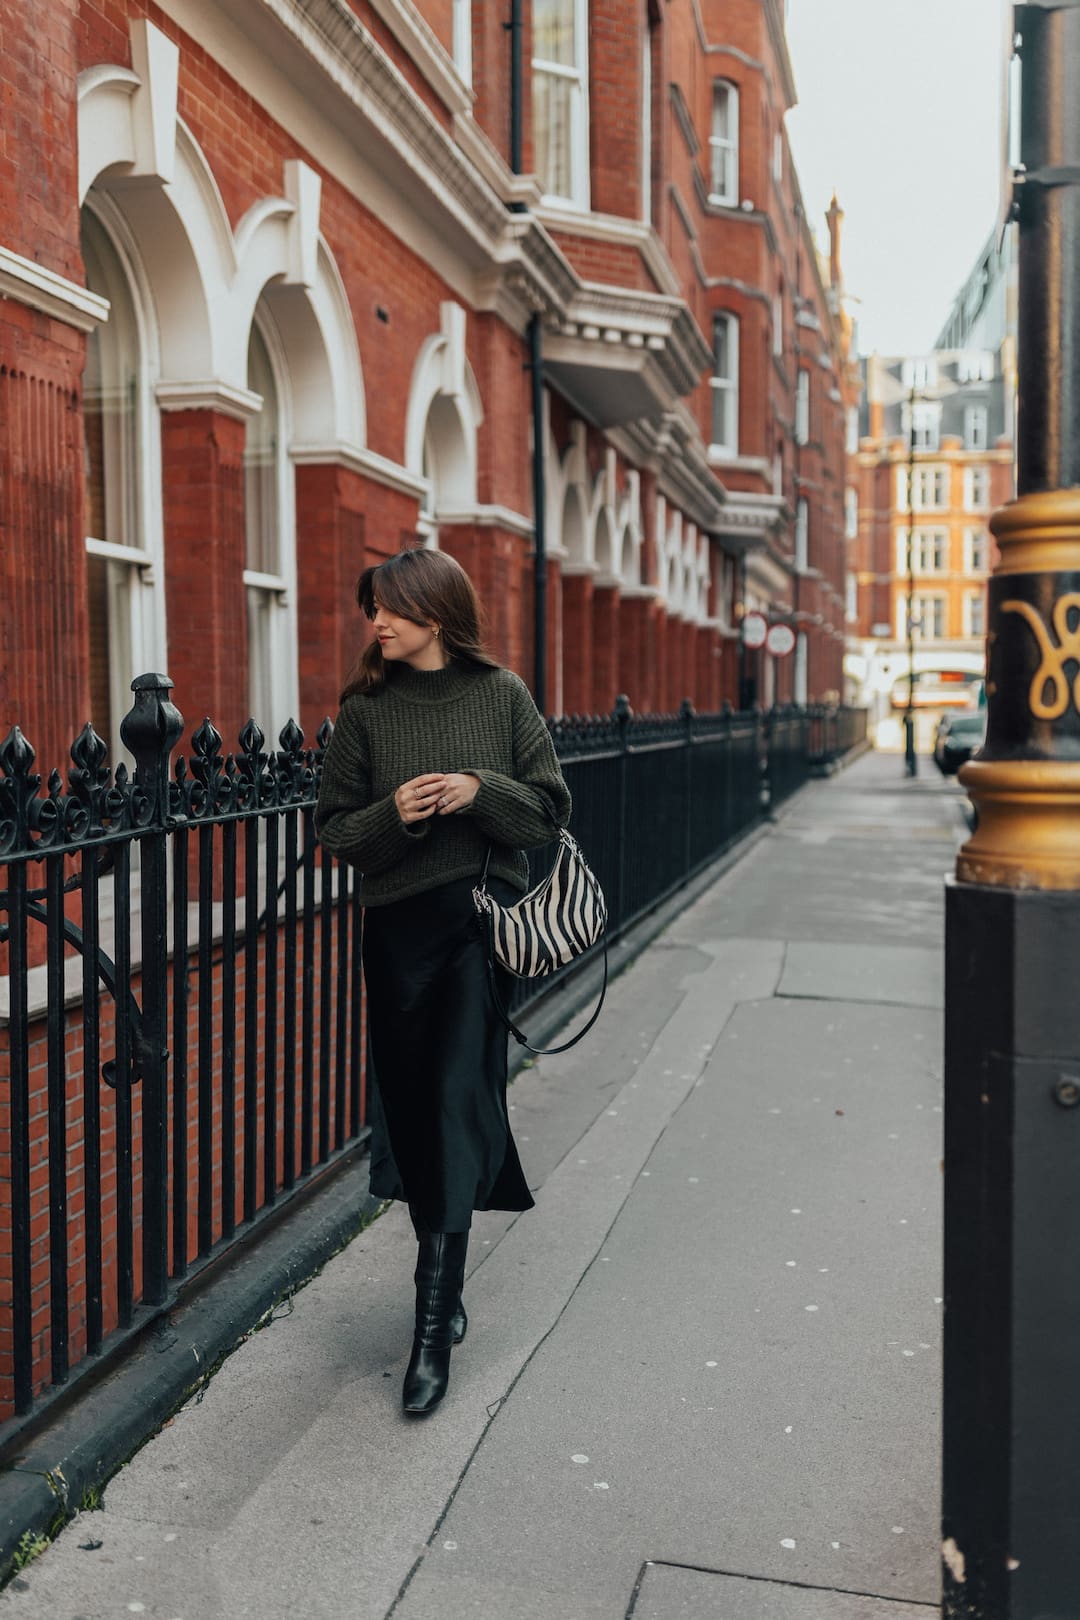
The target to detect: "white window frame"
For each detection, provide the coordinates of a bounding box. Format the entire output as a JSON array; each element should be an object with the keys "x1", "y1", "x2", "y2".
[
  {"x1": 773, "y1": 130, "x2": 784, "y2": 185},
  {"x1": 709, "y1": 80, "x2": 739, "y2": 205},
  {"x1": 909, "y1": 592, "x2": 947, "y2": 642},
  {"x1": 897, "y1": 527, "x2": 948, "y2": 574},
  {"x1": 244, "y1": 314, "x2": 299, "y2": 742},
  {"x1": 773, "y1": 291, "x2": 783, "y2": 358},
  {"x1": 964, "y1": 589, "x2": 987, "y2": 639},
  {"x1": 845, "y1": 486, "x2": 858, "y2": 540},
  {"x1": 903, "y1": 464, "x2": 949, "y2": 511},
  {"x1": 533, "y1": 0, "x2": 590, "y2": 208},
  {"x1": 846, "y1": 406, "x2": 859, "y2": 455},
  {"x1": 795, "y1": 497, "x2": 809, "y2": 571},
  {"x1": 845, "y1": 572, "x2": 858, "y2": 624},
  {"x1": 964, "y1": 465, "x2": 990, "y2": 510},
  {"x1": 964, "y1": 406, "x2": 989, "y2": 452},
  {"x1": 710, "y1": 312, "x2": 739, "y2": 456},
  {"x1": 957, "y1": 351, "x2": 994, "y2": 384},
  {"x1": 81, "y1": 200, "x2": 167, "y2": 758},
  {"x1": 452, "y1": 0, "x2": 472, "y2": 87},
  {"x1": 795, "y1": 369, "x2": 810, "y2": 445},
  {"x1": 902, "y1": 358, "x2": 938, "y2": 390},
  {"x1": 904, "y1": 401, "x2": 942, "y2": 451},
  {"x1": 964, "y1": 527, "x2": 989, "y2": 574}
]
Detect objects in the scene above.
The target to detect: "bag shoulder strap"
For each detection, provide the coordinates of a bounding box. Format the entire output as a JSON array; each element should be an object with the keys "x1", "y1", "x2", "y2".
[{"x1": 482, "y1": 931, "x2": 608, "y2": 1057}]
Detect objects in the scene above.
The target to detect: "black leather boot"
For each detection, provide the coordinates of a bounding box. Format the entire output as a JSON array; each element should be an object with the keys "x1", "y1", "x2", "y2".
[
  {"x1": 408, "y1": 1207, "x2": 467, "y2": 1344},
  {"x1": 402, "y1": 1231, "x2": 469, "y2": 1415}
]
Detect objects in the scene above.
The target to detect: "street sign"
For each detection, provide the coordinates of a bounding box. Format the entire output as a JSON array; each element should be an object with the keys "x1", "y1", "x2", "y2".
[
  {"x1": 765, "y1": 622, "x2": 796, "y2": 658},
  {"x1": 741, "y1": 611, "x2": 768, "y2": 649}
]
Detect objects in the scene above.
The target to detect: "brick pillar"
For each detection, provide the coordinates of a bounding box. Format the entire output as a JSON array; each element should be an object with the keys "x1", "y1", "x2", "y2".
[
  {"x1": 161, "y1": 410, "x2": 249, "y2": 743},
  {"x1": 654, "y1": 609, "x2": 670, "y2": 712},
  {"x1": 440, "y1": 524, "x2": 532, "y2": 678},
  {"x1": 591, "y1": 585, "x2": 621, "y2": 715},
  {"x1": 618, "y1": 594, "x2": 656, "y2": 713},
  {"x1": 695, "y1": 626, "x2": 720, "y2": 711},
  {"x1": 0, "y1": 305, "x2": 87, "y2": 766},
  {"x1": 294, "y1": 463, "x2": 374, "y2": 734},
  {"x1": 545, "y1": 554, "x2": 563, "y2": 719},
  {"x1": 561, "y1": 573, "x2": 595, "y2": 714}
]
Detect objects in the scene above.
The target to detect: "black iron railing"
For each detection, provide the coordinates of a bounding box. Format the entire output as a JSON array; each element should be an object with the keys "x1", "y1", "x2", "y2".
[{"x1": 0, "y1": 678, "x2": 864, "y2": 1440}]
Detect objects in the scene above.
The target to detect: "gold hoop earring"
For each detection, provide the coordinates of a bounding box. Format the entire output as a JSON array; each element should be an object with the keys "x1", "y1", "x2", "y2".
[{"x1": 433, "y1": 626, "x2": 441, "y2": 638}]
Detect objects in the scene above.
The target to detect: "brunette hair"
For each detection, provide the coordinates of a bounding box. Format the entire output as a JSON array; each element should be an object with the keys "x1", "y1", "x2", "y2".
[{"x1": 341, "y1": 546, "x2": 501, "y2": 698}]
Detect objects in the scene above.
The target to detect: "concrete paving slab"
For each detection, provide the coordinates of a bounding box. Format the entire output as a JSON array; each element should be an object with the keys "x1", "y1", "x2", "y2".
[
  {"x1": 630, "y1": 1563, "x2": 936, "y2": 1620},
  {"x1": 386, "y1": 993, "x2": 943, "y2": 1620},
  {"x1": 778, "y1": 943, "x2": 943, "y2": 1009}
]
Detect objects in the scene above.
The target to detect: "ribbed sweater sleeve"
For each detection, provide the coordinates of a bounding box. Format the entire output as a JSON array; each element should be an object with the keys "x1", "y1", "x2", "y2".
[
  {"x1": 464, "y1": 677, "x2": 571, "y2": 848},
  {"x1": 314, "y1": 699, "x2": 430, "y2": 873}
]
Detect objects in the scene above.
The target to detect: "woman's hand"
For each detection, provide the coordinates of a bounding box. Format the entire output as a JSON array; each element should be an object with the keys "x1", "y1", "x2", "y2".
[
  {"x1": 435, "y1": 773, "x2": 480, "y2": 815},
  {"x1": 395, "y1": 773, "x2": 447, "y2": 824}
]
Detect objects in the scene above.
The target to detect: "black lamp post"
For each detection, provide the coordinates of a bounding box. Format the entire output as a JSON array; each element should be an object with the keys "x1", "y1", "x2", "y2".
[{"x1": 942, "y1": 6, "x2": 1080, "y2": 1615}]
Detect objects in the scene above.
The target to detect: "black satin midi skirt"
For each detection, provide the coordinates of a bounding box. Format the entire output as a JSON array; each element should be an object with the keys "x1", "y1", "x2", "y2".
[{"x1": 361, "y1": 875, "x2": 534, "y2": 1232}]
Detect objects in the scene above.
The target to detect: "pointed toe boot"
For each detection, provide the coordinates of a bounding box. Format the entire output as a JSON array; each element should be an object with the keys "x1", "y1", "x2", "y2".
[{"x1": 402, "y1": 1231, "x2": 469, "y2": 1416}]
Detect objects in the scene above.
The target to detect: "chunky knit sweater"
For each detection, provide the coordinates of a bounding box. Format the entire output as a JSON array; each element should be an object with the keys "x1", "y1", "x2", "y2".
[{"x1": 314, "y1": 660, "x2": 572, "y2": 906}]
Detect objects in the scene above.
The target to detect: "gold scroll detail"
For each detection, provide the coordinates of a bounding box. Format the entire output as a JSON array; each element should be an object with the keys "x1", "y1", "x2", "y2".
[{"x1": 999, "y1": 594, "x2": 1080, "y2": 719}]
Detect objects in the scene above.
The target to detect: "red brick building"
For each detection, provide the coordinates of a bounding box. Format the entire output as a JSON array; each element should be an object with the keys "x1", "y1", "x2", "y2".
[{"x1": 1, "y1": 0, "x2": 853, "y2": 767}]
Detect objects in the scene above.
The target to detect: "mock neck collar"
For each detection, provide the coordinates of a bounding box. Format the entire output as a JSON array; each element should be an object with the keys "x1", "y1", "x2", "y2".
[{"x1": 384, "y1": 659, "x2": 477, "y2": 704}]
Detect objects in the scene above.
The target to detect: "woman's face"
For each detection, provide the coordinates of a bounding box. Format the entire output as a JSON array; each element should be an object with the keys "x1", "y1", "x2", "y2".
[{"x1": 371, "y1": 599, "x2": 447, "y2": 670}]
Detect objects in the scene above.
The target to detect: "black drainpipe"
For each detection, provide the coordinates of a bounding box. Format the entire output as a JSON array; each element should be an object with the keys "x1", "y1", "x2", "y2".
[
  {"x1": 529, "y1": 312, "x2": 547, "y2": 715},
  {"x1": 507, "y1": 0, "x2": 547, "y2": 712},
  {"x1": 509, "y1": 0, "x2": 523, "y2": 180}
]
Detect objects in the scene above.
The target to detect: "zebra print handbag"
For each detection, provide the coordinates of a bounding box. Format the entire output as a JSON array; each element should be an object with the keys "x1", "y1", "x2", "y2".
[{"x1": 473, "y1": 829, "x2": 608, "y2": 1055}]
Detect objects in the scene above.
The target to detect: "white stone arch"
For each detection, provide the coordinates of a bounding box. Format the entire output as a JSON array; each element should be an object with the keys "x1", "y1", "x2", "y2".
[
  {"x1": 77, "y1": 20, "x2": 365, "y2": 439},
  {"x1": 682, "y1": 522, "x2": 700, "y2": 620},
  {"x1": 692, "y1": 533, "x2": 711, "y2": 624},
  {"x1": 664, "y1": 509, "x2": 684, "y2": 612},
  {"x1": 594, "y1": 507, "x2": 617, "y2": 583},
  {"x1": 562, "y1": 485, "x2": 588, "y2": 566},
  {"x1": 615, "y1": 469, "x2": 642, "y2": 588},
  {"x1": 404, "y1": 303, "x2": 482, "y2": 520},
  {"x1": 80, "y1": 188, "x2": 168, "y2": 753}
]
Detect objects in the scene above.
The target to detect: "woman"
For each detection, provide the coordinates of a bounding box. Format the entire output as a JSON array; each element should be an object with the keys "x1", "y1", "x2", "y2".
[{"x1": 315, "y1": 548, "x2": 571, "y2": 1416}]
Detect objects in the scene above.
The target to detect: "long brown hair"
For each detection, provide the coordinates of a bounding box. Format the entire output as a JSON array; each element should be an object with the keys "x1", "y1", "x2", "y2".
[{"x1": 341, "y1": 546, "x2": 501, "y2": 699}]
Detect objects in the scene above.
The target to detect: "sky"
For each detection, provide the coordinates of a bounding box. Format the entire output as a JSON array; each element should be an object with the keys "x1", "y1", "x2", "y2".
[{"x1": 785, "y1": 0, "x2": 1012, "y2": 358}]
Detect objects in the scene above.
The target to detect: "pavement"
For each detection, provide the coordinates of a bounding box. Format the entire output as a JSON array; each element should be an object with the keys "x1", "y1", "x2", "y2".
[{"x1": 1, "y1": 749, "x2": 968, "y2": 1620}]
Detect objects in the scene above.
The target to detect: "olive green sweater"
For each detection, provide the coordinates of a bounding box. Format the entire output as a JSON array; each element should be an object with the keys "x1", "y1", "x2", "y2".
[{"x1": 314, "y1": 660, "x2": 572, "y2": 906}]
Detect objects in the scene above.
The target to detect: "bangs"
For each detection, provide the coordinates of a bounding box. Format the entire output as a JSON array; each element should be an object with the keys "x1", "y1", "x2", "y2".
[{"x1": 357, "y1": 560, "x2": 427, "y2": 624}]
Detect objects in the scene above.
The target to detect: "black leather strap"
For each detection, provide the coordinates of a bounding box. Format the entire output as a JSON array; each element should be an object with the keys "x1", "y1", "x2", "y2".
[{"x1": 481, "y1": 916, "x2": 608, "y2": 1056}]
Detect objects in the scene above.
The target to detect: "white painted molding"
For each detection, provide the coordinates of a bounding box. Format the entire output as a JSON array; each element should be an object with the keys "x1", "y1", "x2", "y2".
[
  {"x1": 130, "y1": 18, "x2": 180, "y2": 186},
  {"x1": 453, "y1": 114, "x2": 541, "y2": 210},
  {"x1": 438, "y1": 504, "x2": 535, "y2": 538},
  {"x1": 284, "y1": 160, "x2": 322, "y2": 289},
  {"x1": 364, "y1": 0, "x2": 473, "y2": 118},
  {"x1": 439, "y1": 301, "x2": 467, "y2": 401},
  {"x1": 156, "y1": 379, "x2": 264, "y2": 419},
  {"x1": 290, "y1": 441, "x2": 426, "y2": 499},
  {"x1": 537, "y1": 204, "x2": 682, "y2": 297},
  {"x1": 78, "y1": 22, "x2": 179, "y2": 202},
  {"x1": 0, "y1": 246, "x2": 111, "y2": 331}
]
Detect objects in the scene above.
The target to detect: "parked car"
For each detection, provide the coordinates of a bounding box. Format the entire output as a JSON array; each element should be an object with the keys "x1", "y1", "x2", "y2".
[{"x1": 933, "y1": 706, "x2": 987, "y2": 776}]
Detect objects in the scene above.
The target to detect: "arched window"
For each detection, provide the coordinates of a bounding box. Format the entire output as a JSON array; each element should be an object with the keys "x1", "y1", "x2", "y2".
[
  {"x1": 419, "y1": 396, "x2": 471, "y2": 547},
  {"x1": 244, "y1": 318, "x2": 297, "y2": 736},
  {"x1": 82, "y1": 206, "x2": 165, "y2": 752}
]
